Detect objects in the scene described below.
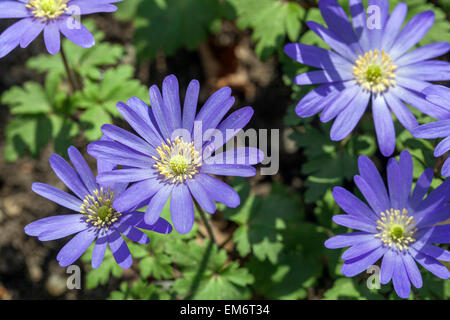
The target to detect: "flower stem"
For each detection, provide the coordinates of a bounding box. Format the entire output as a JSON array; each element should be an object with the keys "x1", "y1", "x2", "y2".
[
  {"x1": 60, "y1": 44, "x2": 78, "y2": 92},
  {"x1": 194, "y1": 200, "x2": 216, "y2": 244}
]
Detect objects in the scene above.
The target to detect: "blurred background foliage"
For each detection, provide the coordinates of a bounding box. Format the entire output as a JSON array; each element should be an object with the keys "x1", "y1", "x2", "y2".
[{"x1": 0, "y1": 0, "x2": 448, "y2": 300}]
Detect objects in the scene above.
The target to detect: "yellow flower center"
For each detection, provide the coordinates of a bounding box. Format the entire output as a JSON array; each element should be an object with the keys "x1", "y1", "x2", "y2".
[
  {"x1": 80, "y1": 187, "x2": 121, "y2": 231},
  {"x1": 374, "y1": 208, "x2": 417, "y2": 251},
  {"x1": 26, "y1": 0, "x2": 68, "y2": 20},
  {"x1": 353, "y1": 49, "x2": 397, "y2": 93},
  {"x1": 153, "y1": 137, "x2": 202, "y2": 183}
]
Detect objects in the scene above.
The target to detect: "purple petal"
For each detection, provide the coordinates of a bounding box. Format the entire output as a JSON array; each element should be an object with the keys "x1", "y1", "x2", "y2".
[
  {"x1": 182, "y1": 79, "x2": 200, "y2": 133},
  {"x1": 24, "y1": 214, "x2": 85, "y2": 237},
  {"x1": 43, "y1": 22, "x2": 61, "y2": 55},
  {"x1": 195, "y1": 87, "x2": 232, "y2": 129},
  {"x1": 409, "y1": 168, "x2": 433, "y2": 208},
  {"x1": 0, "y1": 18, "x2": 34, "y2": 58},
  {"x1": 381, "y1": 3, "x2": 407, "y2": 51},
  {"x1": 319, "y1": 0, "x2": 361, "y2": 51},
  {"x1": 97, "y1": 168, "x2": 156, "y2": 184},
  {"x1": 201, "y1": 164, "x2": 256, "y2": 177},
  {"x1": 295, "y1": 83, "x2": 341, "y2": 118},
  {"x1": 58, "y1": 17, "x2": 95, "y2": 48},
  {"x1": 67, "y1": 146, "x2": 97, "y2": 193},
  {"x1": 170, "y1": 183, "x2": 195, "y2": 234},
  {"x1": 162, "y1": 75, "x2": 182, "y2": 132},
  {"x1": 186, "y1": 178, "x2": 216, "y2": 214},
  {"x1": 116, "y1": 102, "x2": 163, "y2": 148},
  {"x1": 306, "y1": 21, "x2": 358, "y2": 62},
  {"x1": 56, "y1": 228, "x2": 97, "y2": 267},
  {"x1": 31, "y1": 182, "x2": 83, "y2": 212},
  {"x1": 113, "y1": 178, "x2": 163, "y2": 212},
  {"x1": 206, "y1": 147, "x2": 264, "y2": 166},
  {"x1": 389, "y1": 11, "x2": 435, "y2": 60},
  {"x1": 38, "y1": 219, "x2": 88, "y2": 241},
  {"x1": 295, "y1": 70, "x2": 352, "y2": 85},
  {"x1": 120, "y1": 226, "x2": 149, "y2": 244},
  {"x1": 320, "y1": 84, "x2": 360, "y2": 122},
  {"x1": 396, "y1": 42, "x2": 450, "y2": 67},
  {"x1": 195, "y1": 174, "x2": 240, "y2": 208},
  {"x1": 87, "y1": 140, "x2": 153, "y2": 169},
  {"x1": 380, "y1": 249, "x2": 396, "y2": 284},
  {"x1": 402, "y1": 253, "x2": 422, "y2": 289},
  {"x1": 358, "y1": 155, "x2": 390, "y2": 210},
  {"x1": 101, "y1": 124, "x2": 155, "y2": 156},
  {"x1": 330, "y1": 89, "x2": 370, "y2": 141},
  {"x1": 49, "y1": 154, "x2": 90, "y2": 199},
  {"x1": 384, "y1": 91, "x2": 418, "y2": 131},
  {"x1": 108, "y1": 231, "x2": 132, "y2": 269},
  {"x1": 341, "y1": 239, "x2": 381, "y2": 260},
  {"x1": 332, "y1": 215, "x2": 378, "y2": 233},
  {"x1": 91, "y1": 229, "x2": 108, "y2": 269},
  {"x1": 410, "y1": 247, "x2": 450, "y2": 279},
  {"x1": 324, "y1": 232, "x2": 374, "y2": 249},
  {"x1": 412, "y1": 119, "x2": 450, "y2": 139},
  {"x1": 148, "y1": 85, "x2": 174, "y2": 139},
  {"x1": 392, "y1": 255, "x2": 411, "y2": 298},
  {"x1": 136, "y1": 217, "x2": 173, "y2": 234},
  {"x1": 413, "y1": 243, "x2": 450, "y2": 262},
  {"x1": 366, "y1": 0, "x2": 389, "y2": 50},
  {"x1": 387, "y1": 158, "x2": 401, "y2": 210},
  {"x1": 423, "y1": 85, "x2": 450, "y2": 110},
  {"x1": 332, "y1": 187, "x2": 378, "y2": 221},
  {"x1": 341, "y1": 246, "x2": 387, "y2": 277},
  {"x1": 354, "y1": 175, "x2": 388, "y2": 217},
  {"x1": 397, "y1": 61, "x2": 450, "y2": 82},
  {"x1": 144, "y1": 184, "x2": 173, "y2": 225},
  {"x1": 284, "y1": 43, "x2": 353, "y2": 71},
  {"x1": 398, "y1": 150, "x2": 413, "y2": 209},
  {"x1": 20, "y1": 20, "x2": 45, "y2": 48},
  {"x1": 0, "y1": 1, "x2": 30, "y2": 18},
  {"x1": 349, "y1": 0, "x2": 370, "y2": 50},
  {"x1": 435, "y1": 136, "x2": 450, "y2": 157},
  {"x1": 67, "y1": 1, "x2": 118, "y2": 14},
  {"x1": 372, "y1": 94, "x2": 395, "y2": 157}
]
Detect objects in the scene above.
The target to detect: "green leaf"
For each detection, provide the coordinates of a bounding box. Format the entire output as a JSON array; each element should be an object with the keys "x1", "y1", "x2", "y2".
[
  {"x1": 247, "y1": 251, "x2": 321, "y2": 300},
  {"x1": 82, "y1": 245, "x2": 123, "y2": 290},
  {"x1": 230, "y1": 0, "x2": 305, "y2": 60},
  {"x1": 323, "y1": 278, "x2": 384, "y2": 300},
  {"x1": 130, "y1": 0, "x2": 231, "y2": 60},
  {"x1": 109, "y1": 281, "x2": 171, "y2": 300},
  {"x1": 79, "y1": 106, "x2": 112, "y2": 141},
  {"x1": 170, "y1": 240, "x2": 254, "y2": 300},
  {"x1": 26, "y1": 19, "x2": 124, "y2": 81},
  {"x1": 223, "y1": 179, "x2": 303, "y2": 263}
]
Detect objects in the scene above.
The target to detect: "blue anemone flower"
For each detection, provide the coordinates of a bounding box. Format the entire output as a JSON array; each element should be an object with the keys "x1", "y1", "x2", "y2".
[
  {"x1": 87, "y1": 74, "x2": 264, "y2": 234},
  {"x1": 0, "y1": 0, "x2": 122, "y2": 57},
  {"x1": 24, "y1": 145, "x2": 172, "y2": 269},
  {"x1": 413, "y1": 85, "x2": 450, "y2": 177},
  {"x1": 325, "y1": 150, "x2": 450, "y2": 298},
  {"x1": 284, "y1": 0, "x2": 450, "y2": 156}
]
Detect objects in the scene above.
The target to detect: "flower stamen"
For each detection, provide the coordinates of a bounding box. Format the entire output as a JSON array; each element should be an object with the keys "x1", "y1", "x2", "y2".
[
  {"x1": 353, "y1": 49, "x2": 397, "y2": 93},
  {"x1": 26, "y1": 0, "x2": 68, "y2": 21},
  {"x1": 374, "y1": 208, "x2": 417, "y2": 251},
  {"x1": 153, "y1": 137, "x2": 202, "y2": 183},
  {"x1": 80, "y1": 187, "x2": 121, "y2": 231}
]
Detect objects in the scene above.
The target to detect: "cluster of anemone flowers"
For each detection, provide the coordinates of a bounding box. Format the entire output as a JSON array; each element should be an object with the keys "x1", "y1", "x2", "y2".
[{"x1": 2, "y1": 0, "x2": 448, "y2": 300}]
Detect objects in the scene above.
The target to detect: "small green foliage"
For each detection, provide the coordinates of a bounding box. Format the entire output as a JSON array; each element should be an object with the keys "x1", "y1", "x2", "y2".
[
  {"x1": 81, "y1": 245, "x2": 123, "y2": 290},
  {"x1": 117, "y1": 0, "x2": 233, "y2": 60},
  {"x1": 229, "y1": 0, "x2": 305, "y2": 60},
  {"x1": 169, "y1": 240, "x2": 254, "y2": 300},
  {"x1": 109, "y1": 281, "x2": 171, "y2": 300}
]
